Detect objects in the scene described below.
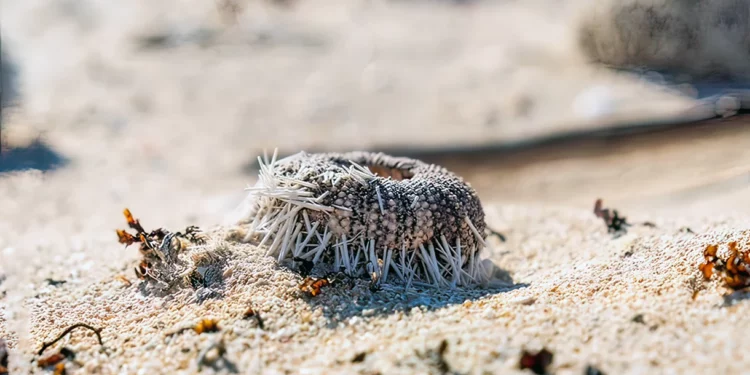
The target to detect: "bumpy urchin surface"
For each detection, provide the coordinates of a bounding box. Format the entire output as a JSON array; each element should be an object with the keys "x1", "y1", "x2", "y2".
[{"x1": 237, "y1": 151, "x2": 491, "y2": 288}]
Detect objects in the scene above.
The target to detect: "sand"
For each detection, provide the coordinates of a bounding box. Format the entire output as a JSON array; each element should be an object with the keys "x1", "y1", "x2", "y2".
[{"x1": 3, "y1": 0, "x2": 750, "y2": 374}]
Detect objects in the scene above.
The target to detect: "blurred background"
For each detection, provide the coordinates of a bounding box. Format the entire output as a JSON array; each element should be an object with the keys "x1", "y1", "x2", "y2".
[{"x1": 1, "y1": 0, "x2": 750, "y2": 279}]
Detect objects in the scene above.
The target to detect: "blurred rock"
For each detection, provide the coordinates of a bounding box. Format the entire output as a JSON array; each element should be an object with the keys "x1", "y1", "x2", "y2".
[
  {"x1": 1, "y1": 37, "x2": 20, "y2": 122},
  {"x1": 577, "y1": 0, "x2": 750, "y2": 80}
]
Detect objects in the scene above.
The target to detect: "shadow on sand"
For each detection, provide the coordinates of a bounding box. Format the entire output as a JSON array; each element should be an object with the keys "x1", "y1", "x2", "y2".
[
  {"x1": 1, "y1": 39, "x2": 68, "y2": 173},
  {"x1": 293, "y1": 264, "x2": 528, "y2": 327},
  {"x1": 0, "y1": 138, "x2": 69, "y2": 173}
]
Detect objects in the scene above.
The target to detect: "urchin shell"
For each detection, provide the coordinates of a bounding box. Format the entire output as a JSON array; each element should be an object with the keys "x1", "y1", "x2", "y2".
[{"x1": 238, "y1": 151, "x2": 491, "y2": 288}]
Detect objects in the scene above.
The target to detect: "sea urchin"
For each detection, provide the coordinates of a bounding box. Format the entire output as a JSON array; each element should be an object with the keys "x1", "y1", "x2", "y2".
[{"x1": 236, "y1": 151, "x2": 493, "y2": 288}]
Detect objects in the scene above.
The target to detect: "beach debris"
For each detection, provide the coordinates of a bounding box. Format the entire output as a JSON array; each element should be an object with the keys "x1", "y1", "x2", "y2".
[
  {"x1": 37, "y1": 347, "x2": 75, "y2": 370},
  {"x1": 114, "y1": 275, "x2": 132, "y2": 287},
  {"x1": 698, "y1": 244, "x2": 719, "y2": 280},
  {"x1": 594, "y1": 199, "x2": 631, "y2": 236},
  {"x1": 183, "y1": 225, "x2": 210, "y2": 244},
  {"x1": 37, "y1": 324, "x2": 103, "y2": 357},
  {"x1": 134, "y1": 260, "x2": 151, "y2": 281},
  {"x1": 631, "y1": 314, "x2": 658, "y2": 331},
  {"x1": 194, "y1": 319, "x2": 221, "y2": 334},
  {"x1": 351, "y1": 352, "x2": 367, "y2": 363},
  {"x1": 487, "y1": 228, "x2": 507, "y2": 242},
  {"x1": 37, "y1": 352, "x2": 65, "y2": 368},
  {"x1": 369, "y1": 270, "x2": 382, "y2": 293},
  {"x1": 242, "y1": 307, "x2": 256, "y2": 319},
  {"x1": 0, "y1": 338, "x2": 8, "y2": 375},
  {"x1": 293, "y1": 257, "x2": 315, "y2": 277},
  {"x1": 519, "y1": 348, "x2": 554, "y2": 375},
  {"x1": 52, "y1": 363, "x2": 66, "y2": 375},
  {"x1": 687, "y1": 275, "x2": 705, "y2": 300},
  {"x1": 242, "y1": 307, "x2": 264, "y2": 329},
  {"x1": 299, "y1": 277, "x2": 330, "y2": 297},
  {"x1": 115, "y1": 209, "x2": 225, "y2": 299},
  {"x1": 197, "y1": 335, "x2": 237, "y2": 373},
  {"x1": 416, "y1": 339, "x2": 454, "y2": 375},
  {"x1": 327, "y1": 269, "x2": 357, "y2": 290},
  {"x1": 297, "y1": 268, "x2": 363, "y2": 297},
  {"x1": 34, "y1": 326, "x2": 99, "y2": 374},
  {"x1": 584, "y1": 365, "x2": 607, "y2": 375},
  {"x1": 116, "y1": 208, "x2": 208, "y2": 261},
  {"x1": 699, "y1": 242, "x2": 750, "y2": 290},
  {"x1": 168, "y1": 319, "x2": 221, "y2": 337},
  {"x1": 44, "y1": 279, "x2": 66, "y2": 287}
]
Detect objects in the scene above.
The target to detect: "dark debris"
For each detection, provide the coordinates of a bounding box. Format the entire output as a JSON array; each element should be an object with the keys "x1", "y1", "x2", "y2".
[
  {"x1": 0, "y1": 338, "x2": 8, "y2": 375},
  {"x1": 167, "y1": 319, "x2": 221, "y2": 337},
  {"x1": 352, "y1": 352, "x2": 367, "y2": 363},
  {"x1": 44, "y1": 279, "x2": 67, "y2": 287},
  {"x1": 37, "y1": 323, "x2": 103, "y2": 357},
  {"x1": 519, "y1": 348, "x2": 554, "y2": 375},
  {"x1": 197, "y1": 337, "x2": 238, "y2": 373},
  {"x1": 293, "y1": 257, "x2": 315, "y2": 277},
  {"x1": 631, "y1": 314, "x2": 645, "y2": 324},
  {"x1": 417, "y1": 339, "x2": 457, "y2": 375},
  {"x1": 631, "y1": 314, "x2": 658, "y2": 331},
  {"x1": 242, "y1": 307, "x2": 265, "y2": 330},
  {"x1": 594, "y1": 199, "x2": 631, "y2": 236},
  {"x1": 37, "y1": 347, "x2": 75, "y2": 369},
  {"x1": 679, "y1": 227, "x2": 696, "y2": 234},
  {"x1": 487, "y1": 228, "x2": 507, "y2": 242},
  {"x1": 585, "y1": 365, "x2": 607, "y2": 375}
]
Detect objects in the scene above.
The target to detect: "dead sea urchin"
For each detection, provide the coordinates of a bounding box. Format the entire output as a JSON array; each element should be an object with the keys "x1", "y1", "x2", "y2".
[{"x1": 236, "y1": 151, "x2": 493, "y2": 288}]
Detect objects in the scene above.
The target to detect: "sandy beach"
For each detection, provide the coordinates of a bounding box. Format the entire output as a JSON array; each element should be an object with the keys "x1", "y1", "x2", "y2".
[{"x1": 2, "y1": 0, "x2": 750, "y2": 374}]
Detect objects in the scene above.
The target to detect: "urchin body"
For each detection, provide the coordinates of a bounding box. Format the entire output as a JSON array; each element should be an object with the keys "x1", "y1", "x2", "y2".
[{"x1": 239, "y1": 151, "x2": 491, "y2": 288}]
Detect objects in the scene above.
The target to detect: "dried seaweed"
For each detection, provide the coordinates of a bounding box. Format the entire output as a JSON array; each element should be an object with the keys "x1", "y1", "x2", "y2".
[
  {"x1": 352, "y1": 352, "x2": 367, "y2": 363},
  {"x1": 37, "y1": 347, "x2": 75, "y2": 369},
  {"x1": 196, "y1": 336, "x2": 237, "y2": 373},
  {"x1": 487, "y1": 228, "x2": 507, "y2": 242},
  {"x1": 293, "y1": 257, "x2": 315, "y2": 277},
  {"x1": 369, "y1": 271, "x2": 382, "y2": 293},
  {"x1": 299, "y1": 277, "x2": 330, "y2": 297},
  {"x1": 37, "y1": 324, "x2": 103, "y2": 357},
  {"x1": 242, "y1": 307, "x2": 264, "y2": 330},
  {"x1": 699, "y1": 242, "x2": 750, "y2": 290},
  {"x1": 416, "y1": 339, "x2": 457, "y2": 375},
  {"x1": 114, "y1": 275, "x2": 132, "y2": 287},
  {"x1": 115, "y1": 209, "x2": 222, "y2": 299},
  {"x1": 519, "y1": 348, "x2": 554, "y2": 375},
  {"x1": 52, "y1": 363, "x2": 66, "y2": 375},
  {"x1": 585, "y1": 365, "x2": 607, "y2": 375},
  {"x1": 194, "y1": 319, "x2": 220, "y2": 334},
  {"x1": 167, "y1": 319, "x2": 221, "y2": 337},
  {"x1": 0, "y1": 338, "x2": 8, "y2": 375},
  {"x1": 594, "y1": 199, "x2": 631, "y2": 236}
]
